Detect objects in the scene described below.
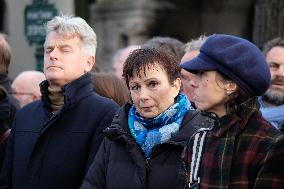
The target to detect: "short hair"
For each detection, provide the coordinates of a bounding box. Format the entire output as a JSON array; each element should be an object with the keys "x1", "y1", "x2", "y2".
[
  {"x1": 122, "y1": 48, "x2": 180, "y2": 88},
  {"x1": 184, "y1": 35, "x2": 208, "y2": 52},
  {"x1": 262, "y1": 37, "x2": 284, "y2": 56},
  {"x1": 0, "y1": 33, "x2": 11, "y2": 75},
  {"x1": 142, "y1": 36, "x2": 185, "y2": 60},
  {"x1": 45, "y1": 15, "x2": 97, "y2": 56},
  {"x1": 91, "y1": 73, "x2": 130, "y2": 106}
]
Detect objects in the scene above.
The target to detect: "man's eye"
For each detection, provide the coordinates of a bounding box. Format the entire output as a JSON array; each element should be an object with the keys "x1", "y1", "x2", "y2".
[
  {"x1": 61, "y1": 48, "x2": 71, "y2": 53},
  {"x1": 269, "y1": 63, "x2": 279, "y2": 69},
  {"x1": 45, "y1": 48, "x2": 53, "y2": 54}
]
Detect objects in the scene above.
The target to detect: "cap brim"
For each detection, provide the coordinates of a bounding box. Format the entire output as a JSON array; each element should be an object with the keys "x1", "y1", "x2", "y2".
[{"x1": 180, "y1": 55, "x2": 216, "y2": 74}]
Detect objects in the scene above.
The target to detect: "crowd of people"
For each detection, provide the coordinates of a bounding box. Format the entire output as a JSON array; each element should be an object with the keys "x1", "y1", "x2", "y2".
[{"x1": 0, "y1": 15, "x2": 283, "y2": 189}]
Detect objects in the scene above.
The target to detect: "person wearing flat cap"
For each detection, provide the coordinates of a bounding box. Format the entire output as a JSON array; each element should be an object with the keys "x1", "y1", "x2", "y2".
[{"x1": 178, "y1": 34, "x2": 284, "y2": 189}]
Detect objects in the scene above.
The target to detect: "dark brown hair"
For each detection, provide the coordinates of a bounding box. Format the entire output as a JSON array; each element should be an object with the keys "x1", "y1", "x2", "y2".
[
  {"x1": 217, "y1": 72, "x2": 259, "y2": 120},
  {"x1": 92, "y1": 73, "x2": 130, "y2": 106},
  {"x1": 122, "y1": 48, "x2": 181, "y2": 88}
]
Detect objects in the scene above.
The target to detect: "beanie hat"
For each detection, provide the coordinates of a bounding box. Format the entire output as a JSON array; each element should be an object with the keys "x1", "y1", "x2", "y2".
[{"x1": 180, "y1": 34, "x2": 271, "y2": 97}]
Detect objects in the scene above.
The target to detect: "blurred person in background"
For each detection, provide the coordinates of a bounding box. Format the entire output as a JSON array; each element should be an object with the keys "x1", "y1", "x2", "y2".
[
  {"x1": 143, "y1": 36, "x2": 185, "y2": 61},
  {"x1": 111, "y1": 45, "x2": 140, "y2": 79},
  {"x1": 0, "y1": 15, "x2": 119, "y2": 189},
  {"x1": 0, "y1": 33, "x2": 20, "y2": 126},
  {"x1": 0, "y1": 33, "x2": 19, "y2": 170},
  {"x1": 0, "y1": 86, "x2": 10, "y2": 170},
  {"x1": 180, "y1": 35, "x2": 208, "y2": 102},
  {"x1": 92, "y1": 72, "x2": 130, "y2": 106},
  {"x1": 11, "y1": 70, "x2": 45, "y2": 107},
  {"x1": 259, "y1": 37, "x2": 284, "y2": 131},
  {"x1": 80, "y1": 48, "x2": 214, "y2": 189}
]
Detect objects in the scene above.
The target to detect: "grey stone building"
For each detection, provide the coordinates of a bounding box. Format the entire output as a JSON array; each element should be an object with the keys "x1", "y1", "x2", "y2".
[
  {"x1": 1, "y1": 0, "x2": 284, "y2": 75},
  {"x1": 89, "y1": 0, "x2": 284, "y2": 71}
]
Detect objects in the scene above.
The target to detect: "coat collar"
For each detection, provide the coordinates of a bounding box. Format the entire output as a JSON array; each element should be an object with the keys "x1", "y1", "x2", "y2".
[{"x1": 40, "y1": 73, "x2": 93, "y2": 110}]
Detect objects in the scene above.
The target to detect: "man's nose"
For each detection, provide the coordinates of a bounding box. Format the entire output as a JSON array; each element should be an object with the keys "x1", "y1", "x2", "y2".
[
  {"x1": 49, "y1": 48, "x2": 59, "y2": 60},
  {"x1": 276, "y1": 64, "x2": 284, "y2": 77}
]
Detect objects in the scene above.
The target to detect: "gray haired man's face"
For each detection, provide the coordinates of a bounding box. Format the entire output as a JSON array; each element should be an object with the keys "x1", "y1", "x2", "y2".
[
  {"x1": 43, "y1": 32, "x2": 94, "y2": 88},
  {"x1": 265, "y1": 46, "x2": 284, "y2": 105}
]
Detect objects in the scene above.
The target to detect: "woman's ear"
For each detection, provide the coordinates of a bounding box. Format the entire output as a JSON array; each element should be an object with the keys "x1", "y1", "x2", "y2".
[
  {"x1": 225, "y1": 81, "x2": 237, "y2": 94},
  {"x1": 173, "y1": 78, "x2": 182, "y2": 94}
]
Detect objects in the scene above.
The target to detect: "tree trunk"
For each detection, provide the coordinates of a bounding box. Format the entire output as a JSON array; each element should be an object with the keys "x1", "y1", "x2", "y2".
[{"x1": 253, "y1": 0, "x2": 284, "y2": 48}]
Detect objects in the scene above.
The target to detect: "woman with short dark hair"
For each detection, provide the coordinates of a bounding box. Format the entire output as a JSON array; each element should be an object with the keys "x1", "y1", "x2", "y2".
[{"x1": 80, "y1": 48, "x2": 210, "y2": 189}]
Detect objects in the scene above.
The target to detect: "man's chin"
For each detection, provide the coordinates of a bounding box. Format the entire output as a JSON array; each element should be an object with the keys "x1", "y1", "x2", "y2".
[{"x1": 263, "y1": 88, "x2": 284, "y2": 106}]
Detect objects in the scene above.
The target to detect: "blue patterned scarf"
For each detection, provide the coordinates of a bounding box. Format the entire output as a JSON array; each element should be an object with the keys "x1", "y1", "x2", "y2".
[{"x1": 128, "y1": 93, "x2": 194, "y2": 157}]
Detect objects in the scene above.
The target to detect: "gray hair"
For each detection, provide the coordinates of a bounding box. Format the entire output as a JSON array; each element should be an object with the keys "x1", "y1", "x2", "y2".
[
  {"x1": 45, "y1": 15, "x2": 97, "y2": 56},
  {"x1": 184, "y1": 35, "x2": 208, "y2": 52},
  {"x1": 143, "y1": 36, "x2": 185, "y2": 60},
  {"x1": 262, "y1": 37, "x2": 284, "y2": 56}
]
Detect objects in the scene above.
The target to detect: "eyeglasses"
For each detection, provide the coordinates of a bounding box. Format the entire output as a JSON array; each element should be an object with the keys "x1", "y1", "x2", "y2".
[{"x1": 10, "y1": 92, "x2": 34, "y2": 96}]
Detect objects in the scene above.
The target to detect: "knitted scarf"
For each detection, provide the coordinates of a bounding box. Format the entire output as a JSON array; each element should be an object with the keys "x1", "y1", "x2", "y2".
[
  {"x1": 48, "y1": 86, "x2": 64, "y2": 112},
  {"x1": 259, "y1": 97, "x2": 284, "y2": 130},
  {"x1": 128, "y1": 93, "x2": 193, "y2": 157}
]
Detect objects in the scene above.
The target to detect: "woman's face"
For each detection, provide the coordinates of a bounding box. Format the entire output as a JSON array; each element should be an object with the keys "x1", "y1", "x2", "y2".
[
  {"x1": 190, "y1": 71, "x2": 232, "y2": 117},
  {"x1": 129, "y1": 64, "x2": 181, "y2": 119}
]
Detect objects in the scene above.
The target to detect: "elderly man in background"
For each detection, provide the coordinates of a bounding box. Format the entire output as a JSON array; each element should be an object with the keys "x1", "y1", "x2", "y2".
[
  {"x1": 111, "y1": 45, "x2": 139, "y2": 79},
  {"x1": 259, "y1": 37, "x2": 284, "y2": 131},
  {"x1": 180, "y1": 35, "x2": 207, "y2": 102},
  {"x1": 0, "y1": 15, "x2": 119, "y2": 189},
  {"x1": 12, "y1": 71, "x2": 45, "y2": 107}
]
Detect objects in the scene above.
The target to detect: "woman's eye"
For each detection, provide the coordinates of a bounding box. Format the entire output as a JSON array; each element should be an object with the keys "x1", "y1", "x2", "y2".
[
  {"x1": 148, "y1": 81, "x2": 158, "y2": 88},
  {"x1": 196, "y1": 72, "x2": 204, "y2": 77},
  {"x1": 130, "y1": 85, "x2": 139, "y2": 91}
]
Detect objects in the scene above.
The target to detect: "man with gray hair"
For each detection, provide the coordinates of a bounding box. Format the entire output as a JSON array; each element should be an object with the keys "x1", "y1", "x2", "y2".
[
  {"x1": 11, "y1": 71, "x2": 45, "y2": 107},
  {"x1": 259, "y1": 37, "x2": 284, "y2": 132},
  {"x1": 0, "y1": 15, "x2": 119, "y2": 189},
  {"x1": 180, "y1": 35, "x2": 208, "y2": 102}
]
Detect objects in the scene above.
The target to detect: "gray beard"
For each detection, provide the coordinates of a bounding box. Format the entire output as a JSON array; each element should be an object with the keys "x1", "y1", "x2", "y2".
[{"x1": 263, "y1": 88, "x2": 284, "y2": 106}]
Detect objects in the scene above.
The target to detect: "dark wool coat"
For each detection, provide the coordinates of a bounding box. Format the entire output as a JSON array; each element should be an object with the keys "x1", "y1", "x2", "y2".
[
  {"x1": 0, "y1": 74, "x2": 20, "y2": 127},
  {"x1": 0, "y1": 96, "x2": 10, "y2": 171},
  {"x1": 80, "y1": 104, "x2": 214, "y2": 189},
  {"x1": 0, "y1": 73, "x2": 119, "y2": 189},
  {"x1": 180, "y1": 111, "x2": 284, "y2": 189}
]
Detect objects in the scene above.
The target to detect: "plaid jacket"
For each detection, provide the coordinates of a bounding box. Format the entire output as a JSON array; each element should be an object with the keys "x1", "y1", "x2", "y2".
[{"x1": 180, "y1": 111, "x2": 284, "y2": 189}]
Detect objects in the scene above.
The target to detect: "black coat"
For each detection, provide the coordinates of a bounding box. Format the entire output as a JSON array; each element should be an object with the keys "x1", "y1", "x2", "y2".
[
  {"x1": 80, "y1": 104, "x2": 212, "y2": 189},
  {"x1": 0, "y1": 74, "x2": 20, "y2": 127},
  {"x1": 0, "y1": 73, "x2": 119, "y2": 189}
]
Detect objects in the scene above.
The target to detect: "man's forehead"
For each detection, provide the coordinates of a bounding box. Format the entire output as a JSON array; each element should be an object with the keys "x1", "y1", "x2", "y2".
[{"x1": 44, "y1": 32, "x2": 80, "y2": 47}]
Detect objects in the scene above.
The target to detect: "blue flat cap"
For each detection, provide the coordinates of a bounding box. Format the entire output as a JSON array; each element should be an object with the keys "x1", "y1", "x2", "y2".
[{"x1": 180, "y1": 34, "x2": 271, "y2": 96}]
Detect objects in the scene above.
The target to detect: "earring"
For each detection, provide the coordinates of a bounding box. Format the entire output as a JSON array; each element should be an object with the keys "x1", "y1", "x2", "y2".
[{"x1": 227, "y1": 91, "x2": 231, "y2": 94}]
